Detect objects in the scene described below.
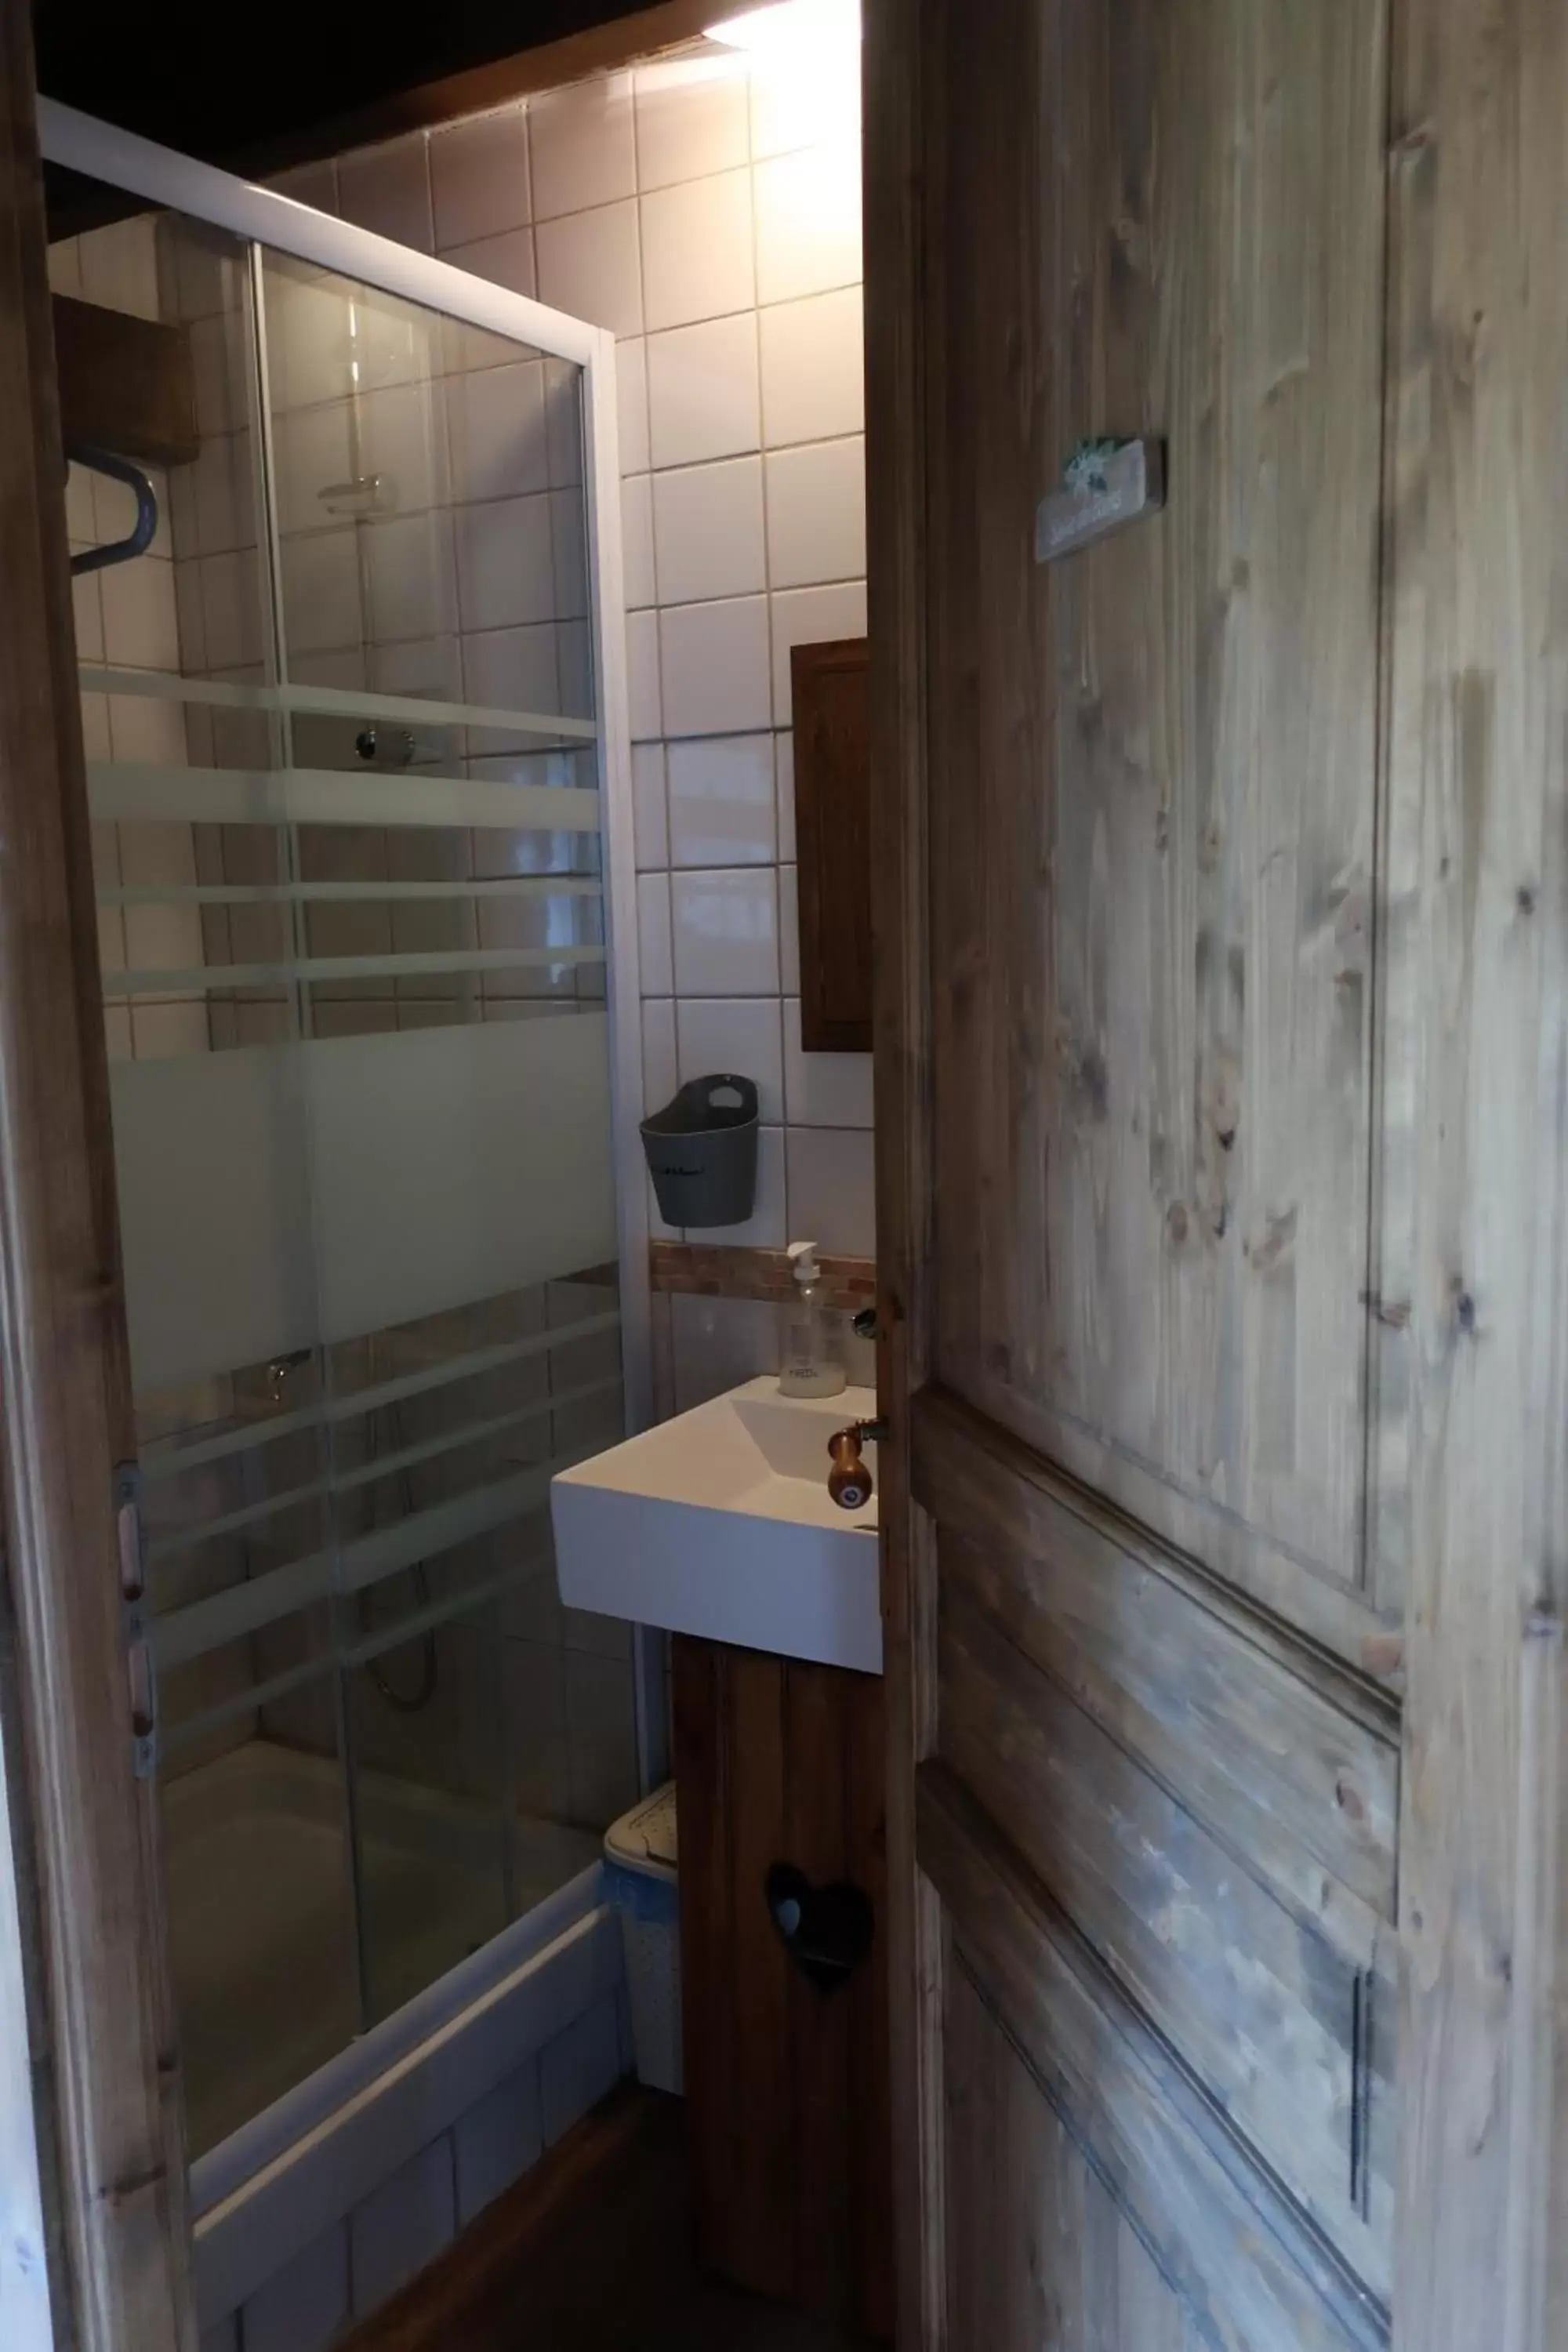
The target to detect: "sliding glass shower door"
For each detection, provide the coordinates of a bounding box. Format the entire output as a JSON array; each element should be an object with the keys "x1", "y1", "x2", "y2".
[{"x1": 55, "y1": 180, "x2": 637, "y2": 2157}]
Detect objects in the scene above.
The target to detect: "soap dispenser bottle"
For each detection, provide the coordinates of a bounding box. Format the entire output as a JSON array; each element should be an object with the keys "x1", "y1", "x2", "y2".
[{"x1": 778, "y1": 1240, "x2": 847, "y2": 1399}]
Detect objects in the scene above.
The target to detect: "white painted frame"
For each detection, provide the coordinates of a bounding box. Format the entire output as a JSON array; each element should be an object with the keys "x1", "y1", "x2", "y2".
[
  {"x1": 37, "y1": 95, "x2": 650, "y2": 1429},
  {"x1": 38, "y1": 96, "x2": 662, "y2": 1910},
  {"x1": 189, "y1": 1862, "x2": 619, "y2": 2328},
  {"x1": 38, "y1": 103, "x2": 660, "y2": 1786}
]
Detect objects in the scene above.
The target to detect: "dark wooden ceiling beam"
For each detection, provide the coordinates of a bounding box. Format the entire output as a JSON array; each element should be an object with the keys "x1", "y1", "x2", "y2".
[{"x1": 43, "y1": 0, "x2": 717, "y2": 238}]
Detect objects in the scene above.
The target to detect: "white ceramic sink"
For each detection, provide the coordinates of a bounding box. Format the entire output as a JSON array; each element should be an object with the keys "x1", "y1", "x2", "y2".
[{"x1": 550, "y1": 1377, "x2": 881, "y2": 1675}]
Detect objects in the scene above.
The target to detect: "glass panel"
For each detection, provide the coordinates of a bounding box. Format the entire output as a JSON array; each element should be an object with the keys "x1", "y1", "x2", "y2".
[
  {"x1": 259, "y1": 256, "x2": 637, "y2": 2024},
  {"x1": 57, "y1": 183, "x2": 639, "y2": 2165},
  {"x1": 345, "y1": 1599, "x2": 511, "y2": 2023},
  {"x1": 52, "y1": 191, "x2": 363, "y2": 2163}
]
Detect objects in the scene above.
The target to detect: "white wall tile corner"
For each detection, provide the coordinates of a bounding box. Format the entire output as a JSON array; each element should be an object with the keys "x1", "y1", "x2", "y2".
[
  {"x1": 782, "y1": 996, "x2": 873, "y2": 1129},
  {"x1": 677, "y1": 995, "x2": 785, "y2": 1123},
  {"x1": 646, "y1": 314, "x2": 761, "y2": 468},
  {"x1": 239, "y1": 2222, "x2": 349, "y2": 2352},
  {"x1": 641, "y1": 167, "x2": 756, "y2": 332},
  {"x1": 764, "y1": 437, "x2": 866, "y2": 590},
  {"x1": 529, "y1": 70, "x2": 637, "y2": 220},
  {"x1": 631, "y1": 740, "x2": 670, "y2": 868},
  {"x1": 633, "y1": 50, "x2": 750, "y2": 192},
  {"x1": 348, "y1": 2136, "x2": 456, "y2": 2315},
  {"x1": 535, "y1": 199, "x2": 643, "y2": 337},
  {"x1": 659, "y1": 596, "x2": 772, "y2": 737},
  {"x1": 784, "y1": 1124, "x2": 877, "y2": 1258},
  {"x1": 636, "y1": 871, "x2": 673, "y2": 995},
  {"x1": 670, "y1": 1291, "x2": 782, "y2": 1412},
  {"x1": 758, "y1": 285, "x2": 865, "y2": 447},
  {"x1": 670, "y1": 866, "x2": 779, "y2": 997},
  {"x1": 430, "y1": 105, "x2": 532, "y2": 249},
  {"x1": 539, "y1": 1991, "x2": 624, "y2": 2145},
  {"x1": 769, "y1": 580, "x2": 868, "y2": 722},
  {"x1": 641, "y1": 995, "x2": 678, "y2": 1116},
  {"x1": 452, "y1": 2056, "x2": 545, "y2": 2227},
  {"x1": 666, "y1": 732, "x2": 776, "y2": 867},
  {"x1": 652, "y1": 456, "x2": 767, "y2": 607}
]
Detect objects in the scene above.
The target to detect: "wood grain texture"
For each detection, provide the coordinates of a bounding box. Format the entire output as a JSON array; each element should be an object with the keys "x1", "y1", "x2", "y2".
[
  {"x1": 863, "y1": 0, "x2": 946, "y2": 2342},
  {"x1": 671, "y1": 1637, "x2": 891, "y2": 2339},
  {"x1": 924, "y1": 0, "x2": 1396, "y2": 1666},
  {"x1": 52, "y1": 294, "x2": 198, "y2": 467},
  {"x1": 791, "y1": 637, "x2": 873, "y2": 1054},
  {"x1": 1382, "y1": 0, "x2": 1568, "y2": 2343},
  {"x1": 945, "y1": 1961, "x2": 1198, "y2": 2352},
  {"x1": 938, "y1": 1576, "x2": 1394, "y2": 2291},
  {"x1": 0, "y1": 16, "x2": 194, "y2": 2348},
  {"x1": 916, "y1": 1385, "x2": 1401, "y2": 1931},
  {"x1": 921, "y1": 1766, "x2": 1388, "y2": 2352},
  {"x1": 873, "y1": 0, "x2": 1568, "y2": 2340}
]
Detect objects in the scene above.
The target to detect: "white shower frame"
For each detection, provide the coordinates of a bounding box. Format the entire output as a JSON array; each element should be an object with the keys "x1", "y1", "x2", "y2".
[{"x1": 37, "y1": 99, "x2": 664, "y2": 1782}]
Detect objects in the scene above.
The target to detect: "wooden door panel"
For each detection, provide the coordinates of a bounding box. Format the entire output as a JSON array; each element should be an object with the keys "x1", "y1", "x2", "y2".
[
  {"x1": 945, "y1": 1961, "x2": 1199, "y2": 2352},
  {"x1": 872, "y1": 0, "x2": 1568, "y2": 2338},
  {"x1": 913, "y1": 1388, "x2": 1399, "y2": 1924},
  {"x1": 920, "y1": 1385, "x2": 1399, "y2": 2301},
  {"x1": 938, "y1": 1574, "x2": 1394, "y2": 2289},
  {"x1": 926, "y1": 0, "x2": 1400, "y2": 1659},
  {"x1": 908, "y1": 0, "x2": 1406, "y2": 2327},
  {"x1": 923, "y1": 1771, "x2": 1388, "y2": 2352}
]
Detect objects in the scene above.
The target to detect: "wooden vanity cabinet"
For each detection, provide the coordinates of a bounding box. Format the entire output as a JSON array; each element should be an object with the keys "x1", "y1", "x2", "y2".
[{"x1": 670, "y1": 1633, "x2": 892, "y2": 2342}]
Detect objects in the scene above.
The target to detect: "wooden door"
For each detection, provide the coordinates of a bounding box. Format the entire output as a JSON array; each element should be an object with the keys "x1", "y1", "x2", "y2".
[
  {"x1": 0, "y1": 17, "x2": 196, "y2": 2349},
  {"x1": 866, "y1": 1, "x2": 1568, "y2": 2348}
]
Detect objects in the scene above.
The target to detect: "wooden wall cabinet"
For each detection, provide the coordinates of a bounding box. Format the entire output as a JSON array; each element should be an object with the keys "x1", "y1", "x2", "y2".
[
  {"x1": 52, "y1": 292, "x2": 198, "y2": 466},
  {"x1": 671, "y1": 1633, "x2": 892, "y2": 2341},
  {"x1": 789, "y1": 637, "x2": 873, "y2": 1052}
]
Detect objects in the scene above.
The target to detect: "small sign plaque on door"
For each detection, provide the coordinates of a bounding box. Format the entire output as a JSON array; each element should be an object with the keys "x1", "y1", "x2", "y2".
[{"x1": 1035, "y1": 437, "x2": 1166, "y2": 563}]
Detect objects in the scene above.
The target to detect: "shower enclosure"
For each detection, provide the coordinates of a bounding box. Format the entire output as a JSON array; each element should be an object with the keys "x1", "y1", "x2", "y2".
[{"x1": 42, "y1": 103, "x2": 647, "y2": 2166}]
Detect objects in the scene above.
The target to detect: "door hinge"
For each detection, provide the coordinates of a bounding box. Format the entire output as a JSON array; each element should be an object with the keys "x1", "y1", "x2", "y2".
[{"x1": 114, "y1": 1464, "x2": 158, "y2": 1780}]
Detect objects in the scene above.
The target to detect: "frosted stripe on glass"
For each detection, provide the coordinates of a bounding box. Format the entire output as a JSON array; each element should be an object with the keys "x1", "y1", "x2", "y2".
[
  {"x1": 151, "y1": 1454, "x2": 583, "y2": 1668},
  {"x1": 116, "y1": 946, "x2": 604, "y2": 993},
  {"x1": 339, "y1": 1549, "x2": 550, "y2": 1669},
  {"x1": 148, "y1": 1376, "x2": 621, "y2": 1559},
  {"x1": 111, "y1": 1015, "x2": 618, "y2": 1395},
  {"x1": 161, "y1": 1544, "x2": 557, "y2": 1753},
  {"x1": 161, "y1": 1657, "x2": 332, "y2": 1756},
  {"x1": 87, "y1": 763, "x2": 601, "y2": 834},
  {"x1": 335, "y1": 1467, "x2": 549, "y2": 1595},
  {"x1": 78, "y1": 665, "x2": 599, "y2": 742},
  {"x1": 139, "y1": 1312, "x2": 622, "y2": 1481},
  {"x1": 101, "y1": 878, "x2": 602, "y2": 907},
  {"x1": 155, "y1": 1548, "x2": 332, "y2": 1668}
]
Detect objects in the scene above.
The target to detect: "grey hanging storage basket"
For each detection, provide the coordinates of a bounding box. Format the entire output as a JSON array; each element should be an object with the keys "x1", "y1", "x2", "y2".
[{"x1": 641, "y1": 1074, "x2": 759, "y2": 1229}]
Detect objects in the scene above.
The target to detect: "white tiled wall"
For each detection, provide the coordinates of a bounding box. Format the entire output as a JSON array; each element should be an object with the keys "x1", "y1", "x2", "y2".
[
  {"x1": 311, "y1": 29, "x2": 875, "y2": 1413},
  {"x1": 201, "y1": 1980, "x2": 626, "y2": 2352},
  {"x1": 49, "y1": 220, "x2": 208, "y2": 1074}
]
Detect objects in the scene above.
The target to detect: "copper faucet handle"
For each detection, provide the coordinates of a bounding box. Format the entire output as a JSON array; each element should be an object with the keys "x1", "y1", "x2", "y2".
[{"x1": 827, "y1": 1425, "x2": 875, "y2": 1511}]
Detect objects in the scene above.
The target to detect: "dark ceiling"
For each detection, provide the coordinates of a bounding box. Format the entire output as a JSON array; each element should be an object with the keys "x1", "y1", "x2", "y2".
[{"x1": 34, "y1": 0, "x2": 657, "y2": 224}]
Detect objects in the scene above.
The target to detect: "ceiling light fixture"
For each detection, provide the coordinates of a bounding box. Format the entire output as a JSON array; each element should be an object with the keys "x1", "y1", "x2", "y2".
[{"x1": 704, "y1": 0, "x2": 858, "y2": 53}]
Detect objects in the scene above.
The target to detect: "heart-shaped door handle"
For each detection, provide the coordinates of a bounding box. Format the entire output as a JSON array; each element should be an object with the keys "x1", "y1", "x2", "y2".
[{"x1": 765, "y1": 1861, "x2": 875, "y2": 1993}]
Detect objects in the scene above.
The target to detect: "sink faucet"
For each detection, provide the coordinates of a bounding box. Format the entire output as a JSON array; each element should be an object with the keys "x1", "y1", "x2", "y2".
[{"x1": 827, "y1": 1417, "x2": 888, "y2": 1510}]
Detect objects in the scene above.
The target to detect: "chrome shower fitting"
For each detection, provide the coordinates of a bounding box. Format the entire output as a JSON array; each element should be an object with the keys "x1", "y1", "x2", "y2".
[
  {"x1": 354, "y1": 724, "x2": 417, "y2": 766},
  {"x1": 266, "y1": 1348, "x2": 312, "y2": 1402}
]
